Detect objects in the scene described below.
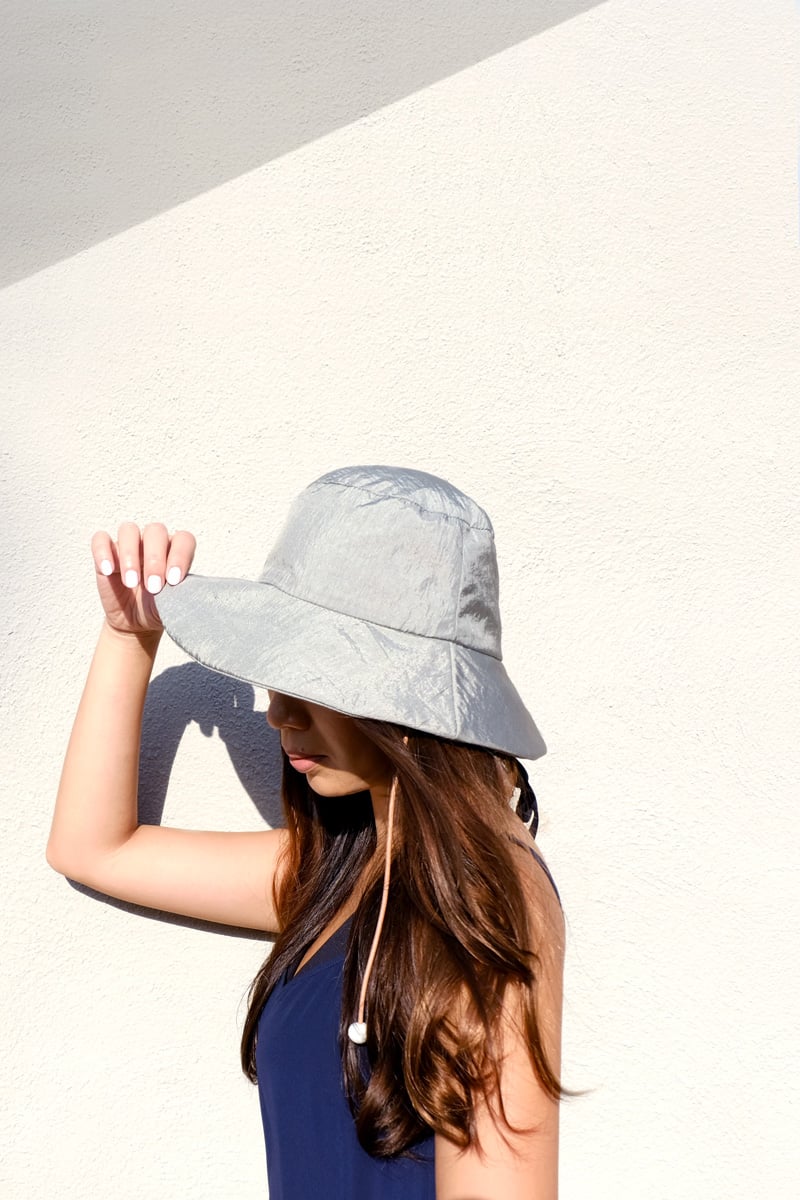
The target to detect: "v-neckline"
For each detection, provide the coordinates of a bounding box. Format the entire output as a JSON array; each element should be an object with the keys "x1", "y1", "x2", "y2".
[{"x1": 289, "y1": 913, "x2": 354, "y2": 982}]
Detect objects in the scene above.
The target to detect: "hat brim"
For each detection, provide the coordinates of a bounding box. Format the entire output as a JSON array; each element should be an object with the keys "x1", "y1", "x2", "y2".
[{"x1": 155, "y1": 574, "x2": 546, "y2": 761}]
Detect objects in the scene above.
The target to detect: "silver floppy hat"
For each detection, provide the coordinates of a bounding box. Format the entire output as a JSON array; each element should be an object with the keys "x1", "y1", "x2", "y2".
[{"x1": 155, "y1": 464, "x2": 546, "y2": 761}]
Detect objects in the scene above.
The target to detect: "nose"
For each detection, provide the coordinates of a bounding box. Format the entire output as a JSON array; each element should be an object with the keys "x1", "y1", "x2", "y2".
[{"x1": 266, "y1": 691, "x2": 311, "y2": 731}]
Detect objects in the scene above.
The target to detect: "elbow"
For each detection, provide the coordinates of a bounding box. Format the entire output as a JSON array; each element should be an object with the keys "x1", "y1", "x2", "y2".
[
  {"x1": 45, "y1": 834, "x2": 120, "y2": 890},
  {"x1": 45, "y1": 836, "x2": 85, "y2": 881},
  {"x1": 45, "y1": 837, "x2": 69, "y2": 877}
]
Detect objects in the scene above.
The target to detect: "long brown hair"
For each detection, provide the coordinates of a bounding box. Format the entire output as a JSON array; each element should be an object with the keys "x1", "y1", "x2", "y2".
[{"x1": 241, "y1": 721, "x2": 563, "y2": 1157}]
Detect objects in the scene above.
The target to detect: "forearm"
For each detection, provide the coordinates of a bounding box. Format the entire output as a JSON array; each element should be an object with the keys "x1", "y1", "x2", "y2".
[{"x1": 47, "y1": 622, "x2": 162, "y2": 877}]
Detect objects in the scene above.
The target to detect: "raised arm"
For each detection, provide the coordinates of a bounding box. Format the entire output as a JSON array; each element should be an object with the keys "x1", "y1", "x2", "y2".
[{"x1": 46, "y1": 522, "x2": 286, "y2": 932}]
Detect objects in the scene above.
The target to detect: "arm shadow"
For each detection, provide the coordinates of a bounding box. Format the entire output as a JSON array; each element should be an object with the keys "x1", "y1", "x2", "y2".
[{"x1": 69, "y1": 661, "x2": 282, "y2": 943}]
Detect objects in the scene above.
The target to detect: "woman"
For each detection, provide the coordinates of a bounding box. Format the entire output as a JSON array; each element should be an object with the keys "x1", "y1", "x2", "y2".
[{"x1": 47, "y1": 464, "x2": 565, "y2": 1198}]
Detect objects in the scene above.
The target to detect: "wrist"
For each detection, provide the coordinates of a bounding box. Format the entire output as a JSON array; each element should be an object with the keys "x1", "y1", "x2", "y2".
[{"x1": 100, "y1": 621, "x2": 163, "y2": 654}]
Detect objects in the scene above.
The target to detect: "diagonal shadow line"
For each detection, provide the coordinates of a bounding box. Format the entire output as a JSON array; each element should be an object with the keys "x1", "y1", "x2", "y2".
[{"x1": 2, "y1": 0, "x2": 608, "y2": 290}]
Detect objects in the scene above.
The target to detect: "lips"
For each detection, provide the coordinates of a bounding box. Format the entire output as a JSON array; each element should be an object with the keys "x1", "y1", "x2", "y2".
[{"x1": 286, "y1": 753, "x2": 326, "y2": 773}]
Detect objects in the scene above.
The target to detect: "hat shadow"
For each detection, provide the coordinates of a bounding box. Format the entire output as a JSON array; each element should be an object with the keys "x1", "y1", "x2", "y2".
[{"x1": 68, "y1": 662, "x2": 282, "y2": 942}]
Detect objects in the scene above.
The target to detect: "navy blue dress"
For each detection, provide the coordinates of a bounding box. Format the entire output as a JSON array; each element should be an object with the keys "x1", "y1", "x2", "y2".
[
  {"x1": 256, "y1": 847, "x2": 559, "y2": 1198},
  {"x1": 256, "y1": 915, "x2": 435, "y2": 1198}
]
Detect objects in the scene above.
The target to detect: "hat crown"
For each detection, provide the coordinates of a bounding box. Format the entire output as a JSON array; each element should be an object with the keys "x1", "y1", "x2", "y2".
[{"x1": 258, "y1": 465, "x2": 502, "y2": 657}]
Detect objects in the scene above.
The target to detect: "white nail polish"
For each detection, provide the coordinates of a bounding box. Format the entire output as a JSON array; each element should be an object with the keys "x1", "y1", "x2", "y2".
[
  {"x1": 100, "y1": 559, "x2": 113, "y2": 576},
  {"x1": 146, "y1": 574, "x2": 162, "y2": 594},
  {"x1": 167, "y1": 566, "x2": 182, "y2": 585},
  {"x1": 124, "y1": 569, "x2": 139, "y2": 588}
]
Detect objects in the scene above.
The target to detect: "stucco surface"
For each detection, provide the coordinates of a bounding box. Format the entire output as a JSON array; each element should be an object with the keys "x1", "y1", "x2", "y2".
[{"x1": 2, "y1": 1, "x2": 798, "y2": 1197}]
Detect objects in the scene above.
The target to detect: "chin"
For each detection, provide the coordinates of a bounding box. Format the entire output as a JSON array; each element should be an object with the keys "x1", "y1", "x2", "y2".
[{"x1": 307, "y1": 775, "x2": 369, "y2": 798}]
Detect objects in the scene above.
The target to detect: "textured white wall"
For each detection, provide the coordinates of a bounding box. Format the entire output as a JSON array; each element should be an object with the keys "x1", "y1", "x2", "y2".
[{"x1": 2, "y1": 2, "x2": 798, "y2": 1197}]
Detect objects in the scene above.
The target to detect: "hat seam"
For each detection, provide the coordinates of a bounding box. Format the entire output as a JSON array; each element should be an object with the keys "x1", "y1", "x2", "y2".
[
  {"x1": 318, "y1": 479, "x2": 493, "y2": 534},
  {"x1": 448, "y1": 641, "x2": 460, "y2": 741},
  {"x1": 449, "y1": 521, "x2": 468, "y2": 738},
  {"x1": 254, "y1": 574, "x2": 503, "y2": 660}
]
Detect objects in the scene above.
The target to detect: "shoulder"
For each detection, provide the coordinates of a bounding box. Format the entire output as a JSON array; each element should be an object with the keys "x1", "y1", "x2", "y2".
[
  {"x1": 502, "y1": 820, "x2": 565, "y2": 955},
  {"x1": 435, "y1": 826, "x2": 564, "y2": 1197}
]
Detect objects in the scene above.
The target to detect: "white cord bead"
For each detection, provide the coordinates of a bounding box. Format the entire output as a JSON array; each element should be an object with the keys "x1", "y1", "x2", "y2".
[{"x1": 347, "y1": 1021, "x2": 368, "y2": 1044}]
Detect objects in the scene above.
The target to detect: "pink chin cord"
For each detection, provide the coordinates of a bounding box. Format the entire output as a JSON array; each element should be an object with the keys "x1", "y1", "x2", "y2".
[{"x1": 347, "y1": 773, "x2": 398, "y2": 1045}]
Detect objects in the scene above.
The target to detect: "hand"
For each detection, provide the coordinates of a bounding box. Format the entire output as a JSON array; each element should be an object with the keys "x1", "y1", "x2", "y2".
[{"x1": 90, "y1": 522, "x2": 197, "y2": 637}]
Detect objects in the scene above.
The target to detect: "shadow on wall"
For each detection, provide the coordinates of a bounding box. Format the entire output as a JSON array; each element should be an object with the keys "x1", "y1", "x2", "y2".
[
  {"x1": 3, "y1": 0, "x2": 607, "y2": 288},
  {"x1": 69, "y1": 662, "x2": 283, "y2": 942}
]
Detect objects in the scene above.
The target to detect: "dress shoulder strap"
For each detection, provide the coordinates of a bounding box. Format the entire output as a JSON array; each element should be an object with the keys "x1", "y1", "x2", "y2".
[{"x1": 508, "y1": 836, "x2": 562, "y2": 907}]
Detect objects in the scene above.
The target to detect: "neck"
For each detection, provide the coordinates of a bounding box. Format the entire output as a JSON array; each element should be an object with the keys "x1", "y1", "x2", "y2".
[{"x1": 369, "y1": 783, "x2": 392, "y2": 844}]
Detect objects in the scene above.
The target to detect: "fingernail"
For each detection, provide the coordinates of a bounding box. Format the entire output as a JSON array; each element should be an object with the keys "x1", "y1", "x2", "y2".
[
  {"x1": 100, "y1": 559, "x2": 113, "y2": 576},
  {"x1": 166, "y1": 566, "x2": 182, "y2": 585},
  {"x1": 124, "y1": 569, "x2": 139, "y2": 588},
  {"x1": 146, "y1": 574, "x2": 162, "y2": 594}
]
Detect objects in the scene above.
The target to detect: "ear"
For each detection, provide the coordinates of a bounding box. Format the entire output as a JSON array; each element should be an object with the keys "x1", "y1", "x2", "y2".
[{"x1": 495, "y1": 754, "x2": 517, "y2": 802}]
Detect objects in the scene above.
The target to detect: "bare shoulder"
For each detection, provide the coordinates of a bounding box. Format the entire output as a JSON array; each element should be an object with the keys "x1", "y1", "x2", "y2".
[
  {"x1": 435, "y1": 823, "x2": 564, "y2": 1199},
  {"x1": 502, "y1": 818, "x2": 565, "y2": 951}
]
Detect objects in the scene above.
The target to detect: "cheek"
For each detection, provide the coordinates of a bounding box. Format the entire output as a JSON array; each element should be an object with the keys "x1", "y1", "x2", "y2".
[
  {"x1": 356, "y1": 745, "x2": 394, "y2": 788},
  {"x1": 328, "y1": 739, "x2": 391, "y2": 791},
  {"x1": 318, "y1": 714, "x2": 393, "y2": 788}
]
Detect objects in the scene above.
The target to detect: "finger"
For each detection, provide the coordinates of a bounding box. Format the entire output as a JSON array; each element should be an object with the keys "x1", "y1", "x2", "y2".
[
  {"x1": 142, "y1": 522, "x2": 169, "y2": 593},
  {"x1": 116, "y1": 521, "x2": 142, "y2": 589},
  {"x1": 90, "y1": 530, "x2": 118, "y2": 578},
  {"x1": 165, "y1": 529, "x2": 197, "y2": 586}
]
